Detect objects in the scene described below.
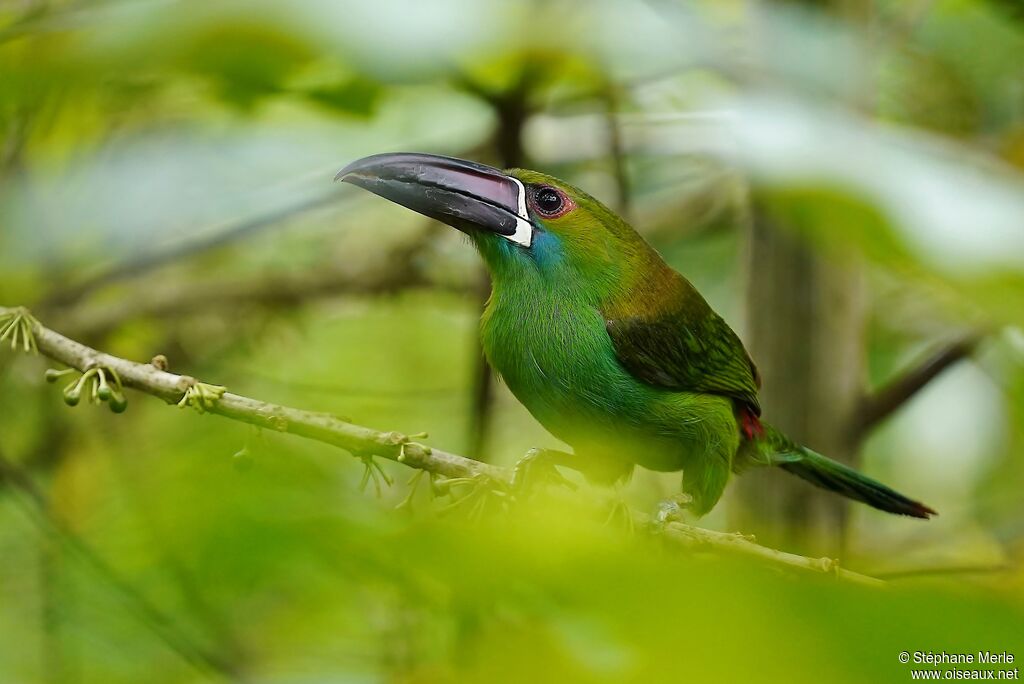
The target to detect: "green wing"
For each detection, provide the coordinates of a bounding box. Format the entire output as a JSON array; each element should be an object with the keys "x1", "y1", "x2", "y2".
[{"x1": 604, "y1": 299, "x2": 762, "y2": 414}]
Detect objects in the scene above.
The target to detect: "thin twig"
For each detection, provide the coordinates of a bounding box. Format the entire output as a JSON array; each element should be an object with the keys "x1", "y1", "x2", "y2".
[
  {"x1": 851, "y1": 334, "x2": 982, "y2": 440},
  {"x1": 873, "y1": 563, "x2": 1011, "y2": 580},
  {"x1": 464, "y1": 76, "x2": 531, "y2": 459},
  {"x1": 53, "y1": 235, "x2": 466, "y2": 338},
  {"x1": 466, "y1": 273, "x2": 495, "y2": 457},
  {"x1": 602, "y1": 82, "x2": 632, "y2": 219},
  {"x1": 39, "y1": 192, "x2": 344, "y2": 310},
  {"x1": 1, "y1": 305, "x2": 885, "y2": 586}
]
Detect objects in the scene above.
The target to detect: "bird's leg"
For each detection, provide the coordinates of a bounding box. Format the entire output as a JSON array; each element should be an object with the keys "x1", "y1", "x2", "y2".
[
  {"x1": 511, "y1": 447, "x2": 578, "y2": 496},
  {"x1": 603, "y1": 483, "x2": 635, "y2": 534}
]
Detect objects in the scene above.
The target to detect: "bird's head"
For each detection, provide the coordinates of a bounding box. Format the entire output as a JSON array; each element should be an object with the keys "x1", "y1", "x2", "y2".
[{"x1": 336, "y1": 152, "x2": 658, "y2": 298}]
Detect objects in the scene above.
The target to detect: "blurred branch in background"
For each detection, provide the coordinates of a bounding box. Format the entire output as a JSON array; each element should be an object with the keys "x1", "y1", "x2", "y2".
[
  {"x1": 601, "y1": 81, "x2": 632, "y2": 219},
  {"x1": 0, "y1": 305, "x2": 883, "y2": 585},
  {"x1": 38, "y1": 191, "x2": 347, "y2": 312},
  {"x1": 455, "y1": 69, "x2": 533, "y2": 460},
  {"x1": 0, "y1": 448, "x2": 242, "y2": 681},
  {"x1": 851, "y1": 332, "x2": 982, "y2": 442},
  {"x1": 873, "y1": 562, "x2": 1012, "y2": 581},
  {"x1": 50, "y1": 232, "x2": 467, "y2": 339}
]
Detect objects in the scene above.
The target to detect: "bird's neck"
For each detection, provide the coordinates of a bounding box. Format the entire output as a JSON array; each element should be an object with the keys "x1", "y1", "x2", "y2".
[{"x1": 472, "y1": 230, "x2": 694, "y2": 322}]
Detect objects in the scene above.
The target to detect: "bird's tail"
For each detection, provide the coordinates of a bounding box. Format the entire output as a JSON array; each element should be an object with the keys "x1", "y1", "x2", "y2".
[{"x1": 741, "y1": 422, "x2": 936, "y2": 519}]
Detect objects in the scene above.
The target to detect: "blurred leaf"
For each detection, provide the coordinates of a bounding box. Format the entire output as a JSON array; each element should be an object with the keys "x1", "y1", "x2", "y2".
[
  {"x1": 176, "y1": 22, "x2": 314, "y2": 109},
  {"x1": 304, "y1": 76, "x2": 383, "y2": 117}
]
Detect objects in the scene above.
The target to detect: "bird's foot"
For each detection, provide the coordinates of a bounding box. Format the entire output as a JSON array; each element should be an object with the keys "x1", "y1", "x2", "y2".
[
  {"x1": 652, "y1": 493, "x2": 694, "y2": 530},
  {"x1": 511, "y1": 447, "x2": 577, "y2": 498},
  {"x1": 436, "y1": 473, "x2": 508, "y2": 520}
]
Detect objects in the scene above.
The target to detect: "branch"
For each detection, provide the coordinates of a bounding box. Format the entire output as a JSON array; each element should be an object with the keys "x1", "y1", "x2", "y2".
[
  {"x1": 53, "y1": 235, "x2": 470, "y2": 338},
  {"x1": 852, "y1": 334, "x2": 981, "y2": 439},
  {"x1": 1, "y1": 305, "x2": 883, "y2": 587},
  {"x1": 4, "y1": 305, "x2": 500, "y2": 481},
  {"x1": 37, "y1": 141, "x2": 486, "y2": 314},
  {"x1": 601, "y1": 81, "x2": 632, "y2": 219},
  {"x1": 464, "y1": 77, "x2": 531, "y2": 458},
  {"x1": 39, "y1": 191, "x2": 344, "y2": 310},
  {"x1": 873, "y1": 563, "x2": 1011, "y2": 581}
]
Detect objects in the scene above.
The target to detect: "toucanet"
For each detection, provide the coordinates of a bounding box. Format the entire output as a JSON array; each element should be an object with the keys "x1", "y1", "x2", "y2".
[{"x1": 336, "y1": 152, "x2": 935, "y2": 519}]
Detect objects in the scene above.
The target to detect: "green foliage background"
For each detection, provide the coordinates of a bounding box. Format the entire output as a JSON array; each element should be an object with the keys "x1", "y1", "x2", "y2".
[{"x1": 1, "y1": 0, "x2": 1023, "y2": 682}]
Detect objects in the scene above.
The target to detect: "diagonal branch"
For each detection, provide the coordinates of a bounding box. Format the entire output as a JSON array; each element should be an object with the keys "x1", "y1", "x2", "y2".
[
  {"x1": 52, "y1": 234, "x2": 470, "y2": 338},
  {"x1": 1, "y1": 305, "x2": 883, "y2": 587},
  {"x1": 0, "y1": 448, "x2": 239, "y2": 679},
  {"x1": 851, "y1": 333, "x2": 982, "y2": 440},
  {"x1": 39, "y1": 192, "x2": 345, "y2": 311}
]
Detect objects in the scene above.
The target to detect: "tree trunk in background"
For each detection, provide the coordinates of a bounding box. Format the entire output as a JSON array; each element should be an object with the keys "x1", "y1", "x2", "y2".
[
  {"x1": 466, "y1": 83, "x2": 528, "y2": 459},
  {"x1": 730, "y1": 197, "x2": 866, "y2": 557}
]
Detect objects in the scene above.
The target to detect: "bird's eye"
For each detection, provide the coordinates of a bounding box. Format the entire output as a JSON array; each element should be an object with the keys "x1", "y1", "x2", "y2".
[{"x1": 533, "y1": 186, "x2": 565, "y2": 216}]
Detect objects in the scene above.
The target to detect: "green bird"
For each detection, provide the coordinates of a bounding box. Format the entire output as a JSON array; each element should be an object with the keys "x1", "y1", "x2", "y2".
[{"x1": 336, "y1": 152, "x2": 935, "y2": 519}]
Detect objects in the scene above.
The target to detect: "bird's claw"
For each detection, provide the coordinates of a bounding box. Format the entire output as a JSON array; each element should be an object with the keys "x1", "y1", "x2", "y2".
[
  {"x1": 436, "y1": 473, "x2": 507, "y2": 520},
  {"x1": 511, "y1": 447, "x2": 576, "y2": 497},
  {"x1": 652, "y1": 493, "x2": 695, "y2": 530}
]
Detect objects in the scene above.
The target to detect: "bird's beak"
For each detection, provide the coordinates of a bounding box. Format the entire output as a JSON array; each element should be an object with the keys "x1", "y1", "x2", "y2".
[{"x1": 335, "y1": 152, "x2": 533, "y2": 247}]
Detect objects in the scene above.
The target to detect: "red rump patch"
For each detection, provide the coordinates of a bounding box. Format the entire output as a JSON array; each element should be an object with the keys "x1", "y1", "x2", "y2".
[{"x1": 739, "y1": 407, "x2": 764, "y2": 441}]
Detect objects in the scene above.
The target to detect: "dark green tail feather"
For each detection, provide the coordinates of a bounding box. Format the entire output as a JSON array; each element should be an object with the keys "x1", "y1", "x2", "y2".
[
  {"x1": 779, "y1": 448, "x2": 936, "y2": 519},
  {"x1": 745, "y1": 423, "x2": 936, "y2": 519}
]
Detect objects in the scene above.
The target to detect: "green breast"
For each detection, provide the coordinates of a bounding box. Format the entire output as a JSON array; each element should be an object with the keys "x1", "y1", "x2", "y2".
[{"x1": 480, "y1": 287, "x2": 673, "y2": 452}]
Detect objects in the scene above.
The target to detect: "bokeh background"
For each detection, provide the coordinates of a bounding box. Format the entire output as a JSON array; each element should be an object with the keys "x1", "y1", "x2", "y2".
[{"x1": 2, "y1": 0, "x2": 1024, "y2": 682}]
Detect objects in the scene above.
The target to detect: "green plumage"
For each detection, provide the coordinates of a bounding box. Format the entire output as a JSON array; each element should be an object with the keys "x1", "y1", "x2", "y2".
[{"x1": 476, "y1": 168, "x2": 933, "y2": 518}]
